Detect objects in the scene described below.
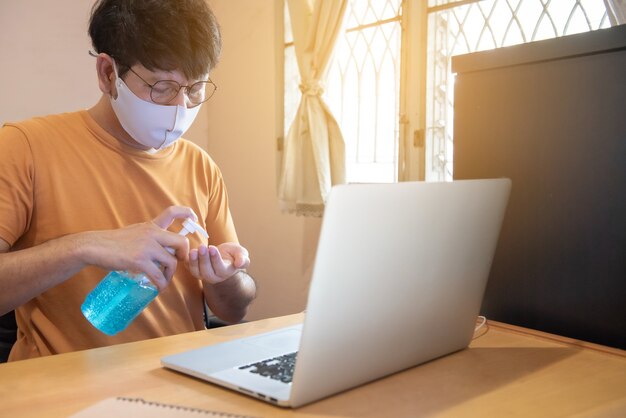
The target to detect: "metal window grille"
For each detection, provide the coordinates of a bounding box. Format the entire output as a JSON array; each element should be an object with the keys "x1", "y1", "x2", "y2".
[
  {"x1": 326, "y1": 0, "x2": 403, "y2": 183},
  {"x1": 284, "y1": 0, "x2": 610, "y2": 183},
  {"x1": 426, "y1": 0, "x2": 611, "y2": 181}
]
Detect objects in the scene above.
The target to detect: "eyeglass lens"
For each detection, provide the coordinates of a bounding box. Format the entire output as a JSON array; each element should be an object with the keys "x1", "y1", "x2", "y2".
[{"x1": 150, "y1": 80, "x2": 216, "y2": 105}]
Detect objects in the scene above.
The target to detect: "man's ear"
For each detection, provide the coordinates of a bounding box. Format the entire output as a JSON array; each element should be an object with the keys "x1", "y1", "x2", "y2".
[{"x1": 95, "y1": 53, "x2": 117, "y2": 98}]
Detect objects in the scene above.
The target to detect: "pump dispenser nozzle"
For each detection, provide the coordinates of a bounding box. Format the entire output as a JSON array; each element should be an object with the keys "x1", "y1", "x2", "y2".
[
  {"x1": 180, "y1": 218, "x2": 209, "y2": 239},
  {"x1": 165, "y1": 219, "x2": 209, "y2": 255}
]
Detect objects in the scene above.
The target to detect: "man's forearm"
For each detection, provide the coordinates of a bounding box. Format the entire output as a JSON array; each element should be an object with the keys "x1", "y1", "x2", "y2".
[
  {"x1": 202, "y1": 271, "x2": 256, "y2": 324},
  {"x1": 0, "y1": 234, "x2": 89, "y2": 316}
]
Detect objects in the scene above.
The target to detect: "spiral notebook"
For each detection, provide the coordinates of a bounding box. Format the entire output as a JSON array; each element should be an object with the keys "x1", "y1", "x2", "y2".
[{"x1": 70, "y1": 397, "x2": 257, "y2": 418}]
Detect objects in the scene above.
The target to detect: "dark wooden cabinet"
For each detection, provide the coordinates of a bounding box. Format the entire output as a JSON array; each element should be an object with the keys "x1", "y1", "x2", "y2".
[{"x1": 452, "y1": 25, "x2": 626, "y2": 349}]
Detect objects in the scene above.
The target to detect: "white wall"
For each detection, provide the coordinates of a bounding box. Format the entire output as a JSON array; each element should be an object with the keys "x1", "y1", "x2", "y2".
[
  {"x1": 0, "y1": 0, "x2": 320, "y2": 320},
  {"x1": 0, "y1": 1, "x2": 99, "y2": 123}
]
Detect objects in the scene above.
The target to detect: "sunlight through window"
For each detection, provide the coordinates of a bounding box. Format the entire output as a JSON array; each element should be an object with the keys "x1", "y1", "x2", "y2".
[{"x1": 284, "y1": 0, "x2": 611, "y2": 183}]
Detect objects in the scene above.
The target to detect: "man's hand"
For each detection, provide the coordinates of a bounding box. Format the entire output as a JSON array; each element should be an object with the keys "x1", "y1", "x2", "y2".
[
  {"x1": 187, "y1": 242, "x2": 250, "y2": 285},
  {"x1": 188, "y1": 242, "x2": 255, "y2": 324},
  {"x1": 0, "y1": 206, "x2": 199, "y2": 315},
  {"x1": 82, "y1": 206, "x2": 196, "y2": 290}
]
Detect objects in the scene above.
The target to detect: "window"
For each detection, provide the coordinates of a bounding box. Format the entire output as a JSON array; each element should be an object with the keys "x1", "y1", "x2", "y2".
[
  {"x1": 324, "y1": 1, "x2": 403, "y2": 183},
  {"x1": 426, "y1": 0, "x2": 611, "y2": 181},
  {"x1": 284, "y1": 0, "x2": 402, "y2": 183},
  {"x1": 283, "y1": 0, "x2": 611, "y2": 183}
]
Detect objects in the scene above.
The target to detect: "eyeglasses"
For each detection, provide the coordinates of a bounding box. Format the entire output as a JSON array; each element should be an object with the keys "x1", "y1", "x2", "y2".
[{"x1": 125, "y1": 66, "x2": 217, "y2": 107}]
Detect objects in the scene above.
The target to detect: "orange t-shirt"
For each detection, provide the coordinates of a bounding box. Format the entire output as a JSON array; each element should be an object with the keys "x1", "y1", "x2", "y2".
[{"x1": 0, "y1": 110, "x2": 238, "y2": 361}]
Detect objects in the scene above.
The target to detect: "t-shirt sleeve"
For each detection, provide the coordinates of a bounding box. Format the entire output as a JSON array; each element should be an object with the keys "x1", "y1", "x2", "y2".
[{"x1": 0, "y1": 124, "x2": 35, "y2": 246}]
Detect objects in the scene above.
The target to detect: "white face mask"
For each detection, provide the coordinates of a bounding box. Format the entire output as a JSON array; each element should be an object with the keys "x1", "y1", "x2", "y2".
[{"x1": 109, "y1": 63, "x2": 201, "y2": 150}]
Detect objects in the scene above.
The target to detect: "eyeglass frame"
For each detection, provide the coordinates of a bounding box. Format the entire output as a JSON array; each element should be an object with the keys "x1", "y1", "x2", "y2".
[{"x1": 122, "y1": 65, "x2": 217, "y2": 107}]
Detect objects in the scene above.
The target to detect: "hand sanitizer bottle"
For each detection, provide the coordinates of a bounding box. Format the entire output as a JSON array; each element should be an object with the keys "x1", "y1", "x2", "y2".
[{"x1": 81, "y1": 218, "x2": 209, "y2": 335}]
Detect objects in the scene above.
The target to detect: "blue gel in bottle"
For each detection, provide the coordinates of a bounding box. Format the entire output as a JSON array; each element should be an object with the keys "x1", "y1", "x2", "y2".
[
  {"x1": 81, "y1": 218, "x2": 209, "y2": 335},
  {"x1": 81, "y1": 271, "x2": 158, "y2": 335}
]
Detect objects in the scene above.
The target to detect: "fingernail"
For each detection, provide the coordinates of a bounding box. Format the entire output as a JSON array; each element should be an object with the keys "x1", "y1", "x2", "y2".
[
  {"x1": 209, "y1": 246, "x2": 218, "y2": 256},
  {"x1": 199, "y1": 246, "x2": 208, "y2": 256}
]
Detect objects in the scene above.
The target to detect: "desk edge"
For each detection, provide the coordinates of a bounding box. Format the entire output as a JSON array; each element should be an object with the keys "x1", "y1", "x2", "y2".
[{"x1": 488, "y1": 320, "x2": 626, "y2": 358}]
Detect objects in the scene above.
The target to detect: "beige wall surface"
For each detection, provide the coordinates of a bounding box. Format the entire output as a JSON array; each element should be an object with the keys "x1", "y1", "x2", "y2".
[
  {"x1": 205, "y1": 0, "x2": 321, "y2": 320},
  {"x1": 0, "y1": 1, "x2": 99, "y2": 124},
  {"x1": 0, "y1": 0, "x2": 319, "y2": 320}
]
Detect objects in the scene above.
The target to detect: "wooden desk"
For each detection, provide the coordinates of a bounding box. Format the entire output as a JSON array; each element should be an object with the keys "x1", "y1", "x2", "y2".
[{"x1": 1, "y1": 314, "x2": 625, "y2": 417}]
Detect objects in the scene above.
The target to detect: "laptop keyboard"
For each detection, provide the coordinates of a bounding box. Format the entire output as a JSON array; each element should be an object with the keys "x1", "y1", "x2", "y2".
[{"x1": 238, "y1": 352, "x2": 298, "y2": 384}]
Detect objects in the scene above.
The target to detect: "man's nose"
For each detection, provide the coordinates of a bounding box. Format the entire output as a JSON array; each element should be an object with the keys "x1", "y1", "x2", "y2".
[{"x1": 172, "y1": 88, "x2": 193, "y2": 108}]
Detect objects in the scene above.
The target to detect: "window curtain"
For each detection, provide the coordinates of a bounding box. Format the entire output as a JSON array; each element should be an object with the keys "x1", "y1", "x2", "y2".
[
  {"x1": 278, "y1": 0, "x2": 348, "y2": 217},
  {"x1": 604, "y1": 0, "x2": 626, "y2": 24}
]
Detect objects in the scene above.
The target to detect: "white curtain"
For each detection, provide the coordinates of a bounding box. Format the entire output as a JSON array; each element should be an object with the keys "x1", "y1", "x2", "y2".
[
  {"x1": 278, "y1": 0, "x2": 348, "y2": 217},
  {"x1": 604, "y1": 0, "x2": 626, "y2": 25}
]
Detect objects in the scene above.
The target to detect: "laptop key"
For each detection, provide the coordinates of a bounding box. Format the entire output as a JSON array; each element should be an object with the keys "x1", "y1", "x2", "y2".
[{"x1": 239, "y1": 352, "x2": 298, "y2": 384}]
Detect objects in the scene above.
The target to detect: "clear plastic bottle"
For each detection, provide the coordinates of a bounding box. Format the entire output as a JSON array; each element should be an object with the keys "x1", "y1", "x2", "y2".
[{"x1": 81, "y1": 218, "x2": 209, "y2": 335}]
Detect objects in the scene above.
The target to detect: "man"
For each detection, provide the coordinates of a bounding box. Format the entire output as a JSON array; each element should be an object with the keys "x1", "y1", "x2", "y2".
[{"x1": 0, "y1": 0, "x2": 256, "y2": 361}]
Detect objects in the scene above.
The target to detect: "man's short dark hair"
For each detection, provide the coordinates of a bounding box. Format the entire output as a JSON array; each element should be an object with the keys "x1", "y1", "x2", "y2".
[{"x1": 88, "y1": 0, "x2": 221, "y2": 79}]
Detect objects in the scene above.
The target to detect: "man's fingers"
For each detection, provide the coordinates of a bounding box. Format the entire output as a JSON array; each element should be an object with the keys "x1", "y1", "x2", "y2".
[
  {"x1": 233, "y1": 252, "x2": 250, "y2": 269},
  {"x1": 152, "y1": 206, "x2": 197, "y2": 229},
  {"x1": 197, "y1": 245, "x2": 218, "y2": 281},
  {"x1": 137, "y1": 260, "x2": 168, "y2": 291},
  {"x1": 188, "y1": 244, "x2": 248, "y2": 284},
  {"x1": 194, "y1": 245, "x2": 234, "y2": 284},
  {"x1": 187, "y1": 249, "x2": 200, "y2": 277},
  {"x1": 153, "y1": 247, "x2": 178, "y2": 280},
  {"x1": 136, "y1": 244, "x2": 180, "y2": 291},
  {"x1": 209, "y1": 246, "x2": 237, "y2": 277},
  {"x1": 156, "y1": 232, "x2": 190, "y2": 260}
]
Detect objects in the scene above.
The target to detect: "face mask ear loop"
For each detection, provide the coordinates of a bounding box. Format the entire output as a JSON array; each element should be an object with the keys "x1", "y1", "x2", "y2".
[{"x1": 110, "y1": 58, "x2": 120, "y2": 99}]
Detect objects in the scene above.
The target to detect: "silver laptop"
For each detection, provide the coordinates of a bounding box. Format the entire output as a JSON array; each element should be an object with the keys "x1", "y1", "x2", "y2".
[{"x1": 161, "y1": 179, "x2": 511, "y2": 408}]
